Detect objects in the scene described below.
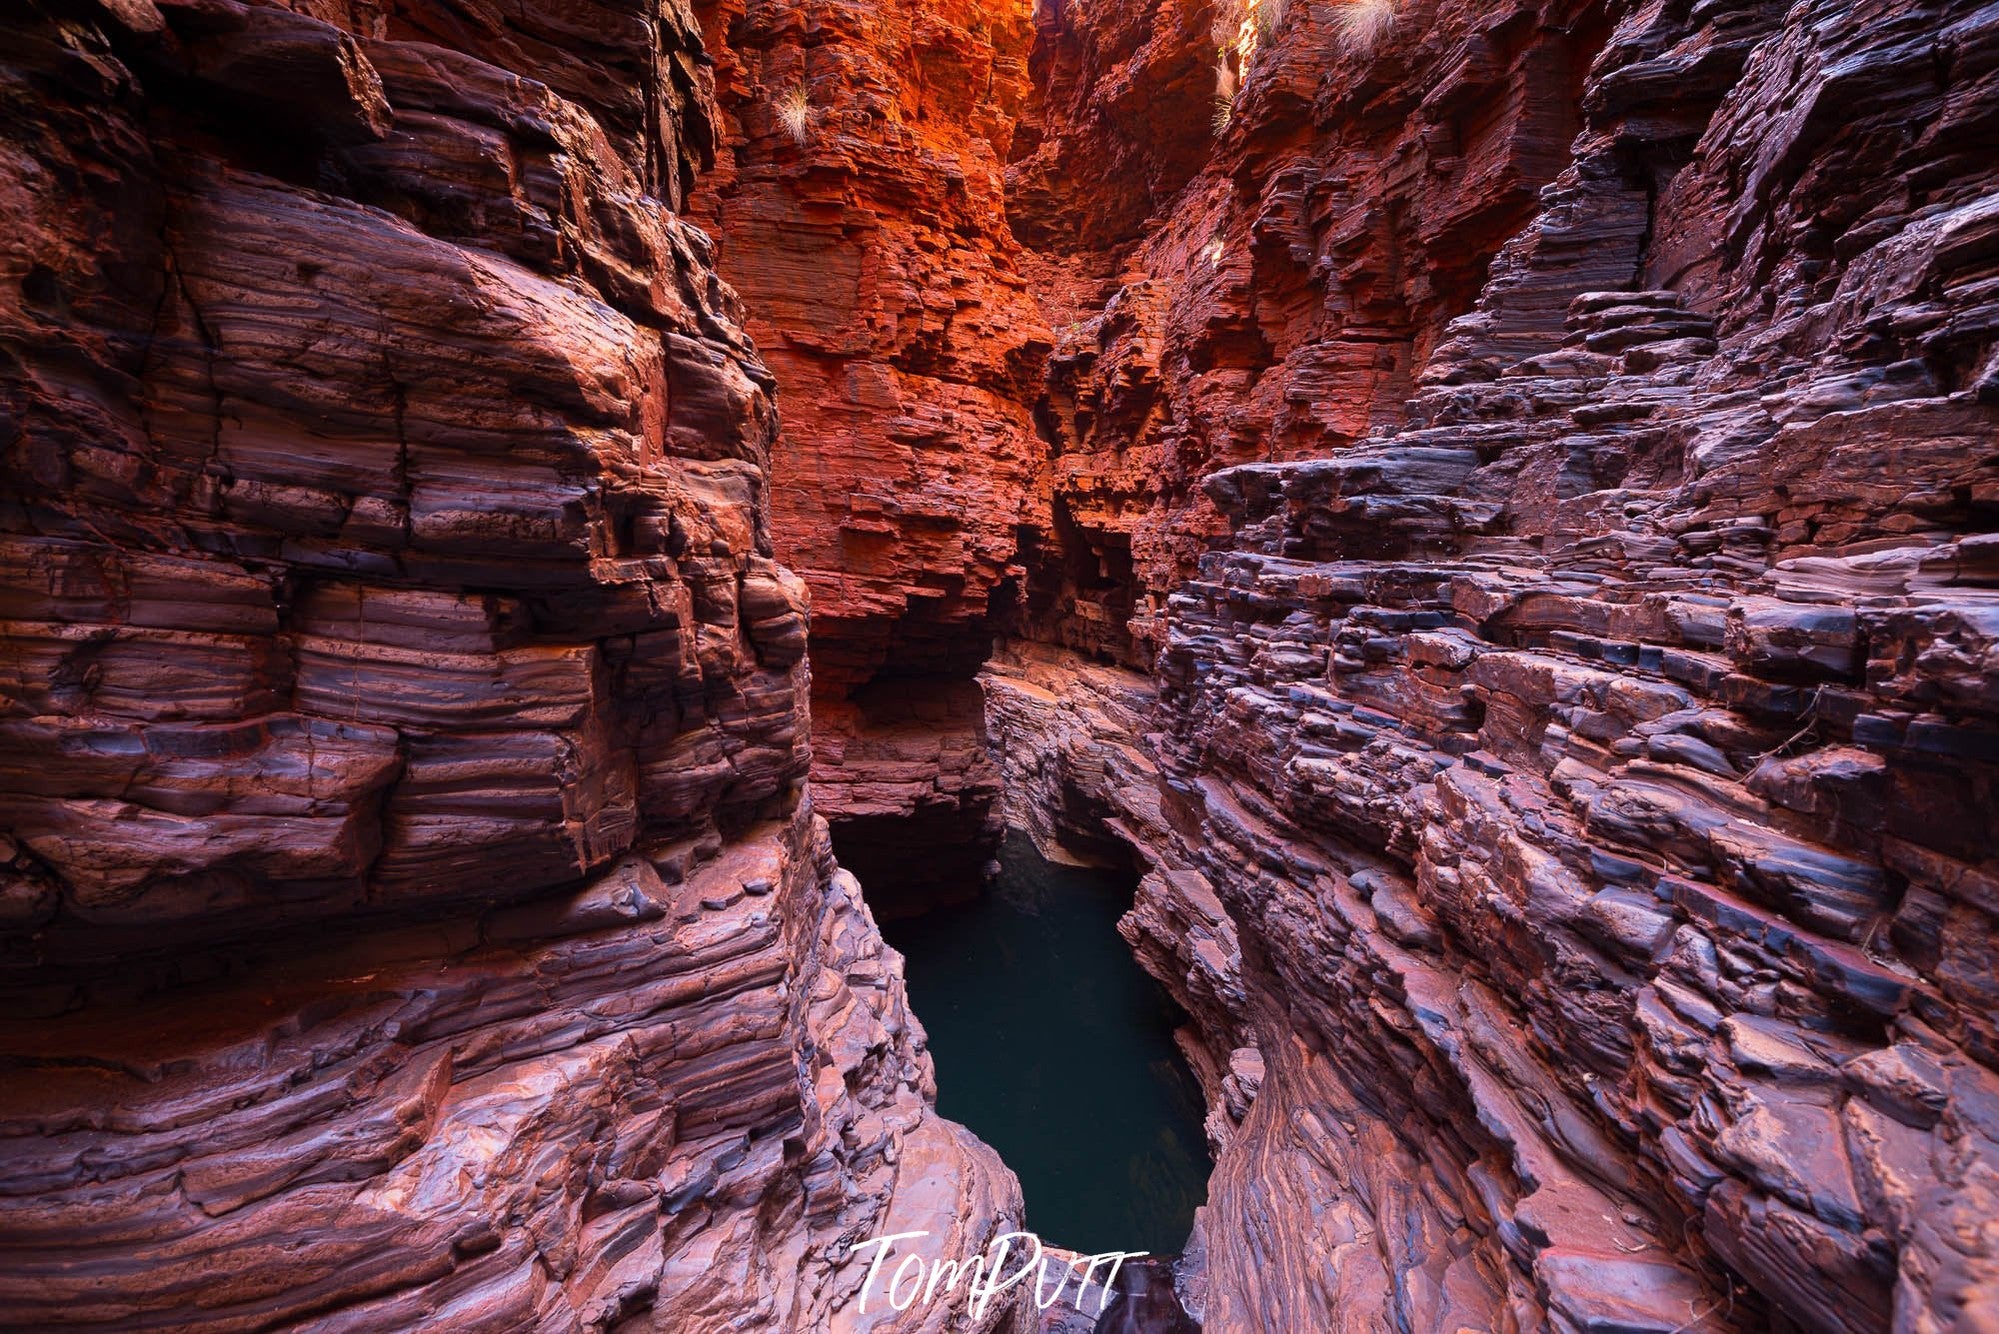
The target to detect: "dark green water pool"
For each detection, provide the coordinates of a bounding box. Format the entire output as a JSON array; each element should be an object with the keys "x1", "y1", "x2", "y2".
[{"x1": 879, "y1": 831, "x2": 1211, "y2": 1256}]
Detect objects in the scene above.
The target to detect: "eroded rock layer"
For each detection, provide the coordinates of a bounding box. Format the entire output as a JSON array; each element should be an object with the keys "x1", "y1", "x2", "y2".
[
  {"x1": 0, "y1": 0, "x2": 1017, "y2": 1326},
  {"x1": 683, "y1": 0, "x2": 1056, "y2": 896},
  {"x1": 982, "y1": 0, "x2": 1999, "y2": 1329},
  {"x1": 8, "y1": 0, "x2": 1999, "y2": 1326},
  {"x1": 688, "y1": 0, "x2": 1047, "y2": 690}
]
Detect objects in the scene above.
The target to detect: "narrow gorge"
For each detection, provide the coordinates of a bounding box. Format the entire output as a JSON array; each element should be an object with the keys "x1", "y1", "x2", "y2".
[{"x1": 2, "y1": 0, "x2": 1996, "y2": 1330}]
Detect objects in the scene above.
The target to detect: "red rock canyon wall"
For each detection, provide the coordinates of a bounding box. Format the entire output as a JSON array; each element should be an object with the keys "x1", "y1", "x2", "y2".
[
  {"x1": 681, "y1": 0, "x2": 1056, "y2": 902},
  {"x1": 0, "y1": 1, "x2": 1018, "y2": 1327},
  {"x1": 984, "y1": 0, "x2": 1999, "y2": 1329},
  {"x1": 5, "y1": 0, "x2": 1999, "y2": 1329}
]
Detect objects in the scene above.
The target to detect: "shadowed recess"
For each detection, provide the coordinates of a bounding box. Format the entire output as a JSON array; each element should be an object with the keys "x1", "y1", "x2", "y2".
[{"x1": 880, "y1": 831, "x2": 1212, "y2": 1257}]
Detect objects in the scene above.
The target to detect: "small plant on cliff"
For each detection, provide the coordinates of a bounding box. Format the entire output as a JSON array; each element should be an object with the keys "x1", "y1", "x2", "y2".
[
  {"x1": 1212, "y1": 54, "x2": 1239, "y2": 134},
  {"x1": 1255, "y1": 0, "x2": 1287, "y2": 46},
  {"x1": 1210, "y1": 10, "x2": 1238, "y2": 55},
  {"x1": 775, "y1": 84, "x2": 814, "y2": 144},
  {"x1": 1329, "y1": 0, "x2": 1397, "y2": 54}
]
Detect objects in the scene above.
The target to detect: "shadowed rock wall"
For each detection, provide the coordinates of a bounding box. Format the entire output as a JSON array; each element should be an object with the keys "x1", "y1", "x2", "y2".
[
  {"x1": 0, "y1": 0, "x2": 1018, "y2": 1326},
  {"x1": 682, "y1": 0, "x2": 1064, "y2": 898},
  {"x1": 15, "y1": 0, "x2": 1990, "y2": 1326},
  {"x1": 987, "y1": 0, "x2": 1999, "y2": 1329}
]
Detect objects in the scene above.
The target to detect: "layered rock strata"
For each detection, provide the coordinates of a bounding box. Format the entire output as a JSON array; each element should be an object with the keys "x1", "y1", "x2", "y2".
[
  {"x1": 0, "y1": 0, "x2": 1017, "y2": 1326},
  {"x1": 685, "y1": 0, "x2": 1052, "y2": 894},
  {"x1": 978, "y1": 0, "x2": 1999, "y2": 1329},
  {"x1": 813, "y1": 679, "x2": 1003, "y2": 917},
  {"x1": 10, "y1": 0, "x2": 1995, "y2": 1327},
  {"x1": 1012, "y1": 0, "x2": 1623, "y2": 661}
]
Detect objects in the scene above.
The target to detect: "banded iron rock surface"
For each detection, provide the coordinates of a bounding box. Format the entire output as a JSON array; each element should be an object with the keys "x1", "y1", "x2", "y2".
[
  {"x1": 978, "y1": 0, "x2": 1999, "y2": 1329},
  {"x1": 682, "y1": 0, "x2": 1056, "y2": 898},
  {"x1": 6, "y1": 0, "x2": 1999, "y2": 1329},
  {"x1": 682, "y1": 0, "x2": 1999, "y2": 1326},
  {"x1": 0, "y1": 0, "x2": 1018, "y2": 1328}
]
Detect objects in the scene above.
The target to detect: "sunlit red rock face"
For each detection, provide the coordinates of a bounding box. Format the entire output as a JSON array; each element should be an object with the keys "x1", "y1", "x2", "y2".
[
  {"x1": 7, "y1": 0, "x2": 1999, "y2": 1327},
  {"x1": 981, "y1": 0, "x2": 1999, "y2": 1329},
  {"x1": 1012, "y1": 0, "x2": 1619, "y2": 662},
  {"x1": 684, "y1": 0, "x2": 1054, "y2": 895},
  {"x1": 0, "y1": 1, "x2": 1019, "y2": 1327}
]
